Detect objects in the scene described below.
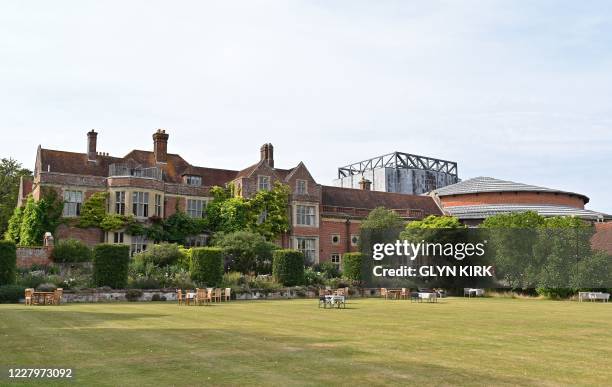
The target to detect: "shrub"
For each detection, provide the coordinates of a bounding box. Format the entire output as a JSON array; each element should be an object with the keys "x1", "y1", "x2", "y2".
[
  {"x1": 342, "y1": 253, "x2": 363, "y2": 282},
  {"x1": 134, "y1": 243, "x2": 182, "y2": 267},
  {"x1": 221, "y1": 271, "x2": 244, "y2": 287},
  {"x1": 314, "y1": 261, "x2": 340, "y2": 279},
  {"x1": 304, "y1": 267, "x2": 324, "y2": 286},
  {"x1": 92, "y1": 244, "x2": 130, "y2": 288},
  {"x1": 129, "y1": 277, "x2": 161, "y2": 289},
  {"x1": 190, "y1": 247, "x2": 224, "y2": 286},
  {"x1": 0, "y1": 285, "x2": 26, "y2": 303},
  {"x1": 0, "y1": 240, "x2": 17, "y2": 285},
  {"x1": 37, "y1": 282, "x2": 57, "y2": 292},
  {"x1": 272, "y1": 249, "x2": 304, "y2": 286},
  {"x1": 214, "y1": 231, "x2": 278, "y2": 274},
  {"x1": 125, "y1": 289, "x2": 143, "y2": 302},
  {"x1": 52, "y1": 239, "x2": 92, "y2": 263},
  {"x1": 151, "y1": 293, "x2": 166, "y2": 302}
]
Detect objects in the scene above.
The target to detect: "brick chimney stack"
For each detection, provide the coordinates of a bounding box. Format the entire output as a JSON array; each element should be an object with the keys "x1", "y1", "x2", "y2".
[
  {"x1": 260, "y1": 143, "x2": 274, "y2": 168},
  {"x1": 153, "y1": 129, "x2": 169, "y2": 163},
  {"x1": 359, "y1": 177, "x2": 372, "y2": 191},
  {"x1": 87, "y1": 130, "x2": 98, "y2": 161}
]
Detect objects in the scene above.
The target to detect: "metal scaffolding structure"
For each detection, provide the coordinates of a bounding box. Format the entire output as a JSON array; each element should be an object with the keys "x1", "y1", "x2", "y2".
[{"x1": 337, "y1": 151, "x2": 458, "y2": 178}]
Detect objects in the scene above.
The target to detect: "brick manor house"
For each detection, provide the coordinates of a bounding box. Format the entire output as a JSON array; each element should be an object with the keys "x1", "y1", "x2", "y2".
[{"x1": 19, "y1": 130, "x2": 443, "y2": 265}]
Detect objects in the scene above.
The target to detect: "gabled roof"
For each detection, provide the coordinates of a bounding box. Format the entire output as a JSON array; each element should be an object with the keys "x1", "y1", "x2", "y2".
[
  {"x1": 284, "y1": 161, "x2": 314, "y2": 182},
  {"x1": 444, "y1": 204, "x2": 610, "y2": 221},
  {"x1": 38, "y1": 148, "x2": 238, "y2": 187},
  {"x1": 432, "y1": 176, "x2": 589, "y2": 203},
  {"x1": 322, "y1": 186, "x2": 443, "y2": 215}
]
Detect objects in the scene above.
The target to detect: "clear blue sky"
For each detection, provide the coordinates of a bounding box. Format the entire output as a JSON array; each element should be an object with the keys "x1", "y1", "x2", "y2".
[{"x1": 1, "y1": 1, "x2": 610, "y2": 213}]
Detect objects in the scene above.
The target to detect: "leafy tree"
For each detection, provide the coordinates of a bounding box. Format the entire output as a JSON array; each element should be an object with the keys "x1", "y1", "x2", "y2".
[
  {"x1": 213, "y1": 231, "x2": 278, "y2": 274},
  {"x1": 4, "y1": 206, "x2": 23, "y2": 243},
  {"x1": 18, "y1": 196, "x2": 45, "y2": 246},
  {"x1": 247, "y1": 182, "x2": 290, "y2": 240},
  {"x1": 361, "y1": 207, "x2": 404, "y2": 231},
  {"x1": 39, "y1": 188, "x2": 64, "y2": 236},
  {"x1": 0, "y1": 158, "x2": 32, "y2": 236},
  {"x1": 78, "y1": 192, "x2": 108, "y2": 228}
]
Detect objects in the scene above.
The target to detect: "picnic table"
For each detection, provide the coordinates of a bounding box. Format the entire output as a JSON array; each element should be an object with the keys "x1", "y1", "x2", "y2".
[
  {"x1": 579, "y1": 292, "x2": 610, "y2": 302},
  {"x1": 32, "y1": 292, "x2": 55, "y2": 305},
  {"x1": 320, "y1": 295, "x2": 346, "y2": 309},
  {"x1": 387, "y1": 289, "x2": 402, "y2": 299},
  {"x1": 418, "y1": 292, "x2": 437, "y2": 303}
]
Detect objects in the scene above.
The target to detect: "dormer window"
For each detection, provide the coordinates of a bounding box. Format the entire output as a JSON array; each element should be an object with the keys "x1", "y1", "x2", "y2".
[
  {"x1": 185, "y1": 175, "x2": 202, "y2": 187},
  {"x1": 258, "y1": 176, "x2": 270, "y2": 191}
]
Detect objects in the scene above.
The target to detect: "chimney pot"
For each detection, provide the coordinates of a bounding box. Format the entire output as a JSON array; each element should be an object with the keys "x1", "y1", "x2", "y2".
[
  {"x1": 153, "y1": 129, "x2": 169, "y2": 163},
  {"x1": 359, "y1": 177, "x2": 372, "y2": 191},
  {"x1": 87, "y1": 130, "x2": 98, "y2": 161},
  {"x1": 260, "y1": 143, "x2": 274, "y2": 168}
]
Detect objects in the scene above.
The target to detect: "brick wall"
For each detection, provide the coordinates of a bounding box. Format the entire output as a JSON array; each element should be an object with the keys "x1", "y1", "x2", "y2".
[
  {"x1": 440, "y1": 192, "x2": 585, "y2": 209},
  {"x1": 16, "y1": 247, "x2": 52, "y2": 268},
  {"x1": 319, "y1": 218, "x2": 361, "y2": 263},
  {"x1": 55, "y1": 224, "x2": 104, "y2": 247}
]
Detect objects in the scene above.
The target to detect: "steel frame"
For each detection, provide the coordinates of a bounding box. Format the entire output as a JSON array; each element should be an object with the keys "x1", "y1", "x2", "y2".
[{"x1": 337, "y1": 152, "x2": 458, "y2": 178}]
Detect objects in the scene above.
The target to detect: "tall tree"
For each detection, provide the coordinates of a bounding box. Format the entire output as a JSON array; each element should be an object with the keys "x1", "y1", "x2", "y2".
[{"x1": 0, "y1": 158, "x2": 32, "y2": 235}]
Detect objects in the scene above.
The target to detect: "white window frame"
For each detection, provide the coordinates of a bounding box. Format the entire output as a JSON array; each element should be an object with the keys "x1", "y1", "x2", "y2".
[
  {"x1": 185, "y1": 175, "x2": 202, "y2": 186},
  {"x1": 296, "y1": 205, "x2": 316, "y2": 226},
  {"x1": 331, "y1": 234, "x2": 340, "y2": 245},
  {"x1": 296, "y1": 237, "x2": 317, "y2": 264},
  {"x1": 131, "y1": 235, "x2": 148, "y2": 256},
  {"x1": 331, "y1": 253, "x2": 341, "y2": 268},
  {"x1": 63, "y1": 190, "x2": 83, "y2": 217},
  {"x1": 258, "y1": 175, "x2": 270, "y2": 191},
  {"x1": 132, "y1": 192, "x2": 149, "y2": 218},
  {"x1": 154, "y1": 194, "x2": 162, "y2": 217},
  {"x1": 296, "y1": 179, "x2": 308, "y2": 195},
  {"x1": 185, "y1": 234, "x2": 208, "y2": 248},
  {"x1": 351, "y1": 234, "x2": 360, "y2": 247},
  {"x1": 187, "y1": 199, "x2": 206, "y2": 218},
  {"x1": 115, "y1": 191, "x2": 126, "y2": 215},
  {"x1": 113, "y1": 232, "x2": 124, "y2": 244}
]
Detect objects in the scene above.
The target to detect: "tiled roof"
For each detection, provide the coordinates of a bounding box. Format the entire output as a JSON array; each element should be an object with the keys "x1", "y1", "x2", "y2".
[
  {"x1": 444, "y1": 204, "x2": 611, "y2": 221},
  {"x1": 433, "y1": 176, "x2": 589, "y2": 203},
  {"x1": 592, "y1": 223, "x2": 612, "y2": 255},
  {"x1": 321, "y1": 186, "x2": 443, "y2": 215},
  {"x1": 39, "y1": 148, "x2": 238, "y2": 186}
]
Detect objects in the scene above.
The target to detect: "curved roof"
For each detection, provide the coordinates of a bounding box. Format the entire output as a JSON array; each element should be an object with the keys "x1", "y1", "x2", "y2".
[
  {"x1": 444, "y1": 204, "x2": 610, "y2": 221},
  {"x1": 432, "y1": 176, "x2": 589, "y2": 203}
]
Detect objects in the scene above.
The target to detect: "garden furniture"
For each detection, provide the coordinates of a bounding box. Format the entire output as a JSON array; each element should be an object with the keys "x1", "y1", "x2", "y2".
[
  {"x1": 214, "y1": 288, "x2": 223, "y2": 302},
  {"x1": 322, "y1": 295, "x2": 346, "y2": 309},
  {"x1": 224, "y1": 288, "x2": 231, "y2": 301},
  {"x1": 195, "y1": 288, "x2": 208, "y2": 306},
  {"x1": 400, "y1": 288, "x2": 408, "y2": 300},
  {"x1": 380, "y1": 288, "x2": 388, "y2": 299},
  {"x1": 53, "y1": 288, "x2": 63, "y2": 305},
  {"x1": 24, "y1": 288, "x2": 34, "y2": 306},
  {"x1": 419, "y1": 292, "x2": 437, "y2": 303},
  {"x1": 387, "y1": 289, "x2": 401, "y2": 299},
  {"x1": 176, "y1": 289, "x2": 184, "y2": 305},
  {"x1": 588, "y1": 292, "x2": 610, "y2": 302},
  {"x1": 410, "y1": 291, "x2": 420, "y2": 302}
]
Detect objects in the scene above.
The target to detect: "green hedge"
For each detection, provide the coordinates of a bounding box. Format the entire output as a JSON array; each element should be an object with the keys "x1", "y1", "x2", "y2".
[
  {"x1": 0, "y1": 285, "x2": 25, "y2": 303},
  {"x1": 92, "y1": 244, "x2": 130, "y2": 288},
  {"x1": 272, "y1": 249, "x2": 304, "y2": 286},
  {"x1": 0, "y1": 241, "x2": 17, "y2": 285},
  {"x1": 190, "y1": 247, "x2": 224, "y2": 286},
  {"x1": 52, "y1": 239, "x2": 92, "y2": 263},
  {"x1": 342, "y1": 252, "x2": 363, "y2": 281}
]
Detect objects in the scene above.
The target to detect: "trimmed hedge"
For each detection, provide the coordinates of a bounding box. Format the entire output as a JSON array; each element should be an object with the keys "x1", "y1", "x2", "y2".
[
  {"x1": 272, "y1": 249, "x2": 304, "y2": 286},
  {"x1": 0, "y1": 241, "x2": 17, "y2": 285},
  {"x1": 0, "y1": 285, "x2": 25, "y2": 303},
  {"x1": 342, "y1": 252, "x2": 363, "y2": 281},
  {"x1": 52, "y1": 239, "x2": 92, "y2": 263},
  {"x1": 190, "y1": 247, "x2": 224, "y2": 286},
  {"x1": 92, "y1": 244, "x2": 130, "y2": 288}
]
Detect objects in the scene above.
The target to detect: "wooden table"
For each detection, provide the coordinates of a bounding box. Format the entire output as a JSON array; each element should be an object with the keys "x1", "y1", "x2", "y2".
[
  {"x1": 387, "y1": 289, "x2": 402, "y2": 299},
  {"x1": 33, "y1": 292, "x2": 55, "y2": 305}
]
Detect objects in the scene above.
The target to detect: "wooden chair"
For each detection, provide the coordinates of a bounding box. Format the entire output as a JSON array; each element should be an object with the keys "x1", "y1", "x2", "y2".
[
  {"x1": 224, "y1": 288, "x2": 231, "y2": 302},
  {"x1": 318, "y1": 288, "x2": 328, "y2": 297},
  {"x1": 177, "y1": 289, "x2": 184, "y2": 305},
  {"x1": 214, "y1": 288, "x2": 223, "y2": 303},
  {"x1": 53, "y1": 288, "x2": 63, "y2": 305},
  {"x1": 381, "y1": 288, "x2": 388, "y2": 299},
  {"x1": 24, "y1": 288, "x2": 33, "y2": 306},
  {"x1": 344, "y1": 287, "x2": 350, "y2": 299},
  {"x1": 400, "y1": 288, "x2": 408, "y2": 300},
  {"x1": 196, "y1": 288, "x2": 208, "y2": 306}
]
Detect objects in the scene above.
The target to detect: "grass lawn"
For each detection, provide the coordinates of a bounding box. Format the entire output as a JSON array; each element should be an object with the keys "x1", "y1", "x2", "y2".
[{"x1": 0, "y1": 298, "x2": 611, "y2": 386}]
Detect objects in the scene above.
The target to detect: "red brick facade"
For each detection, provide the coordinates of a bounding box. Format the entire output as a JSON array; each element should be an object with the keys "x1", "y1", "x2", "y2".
[
  {"x1": 21, "y1": 130, "x2": 443, "y2": 261},
  {"x1": 440, "y1": 191, "x2": 586, "y2": 209}
]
